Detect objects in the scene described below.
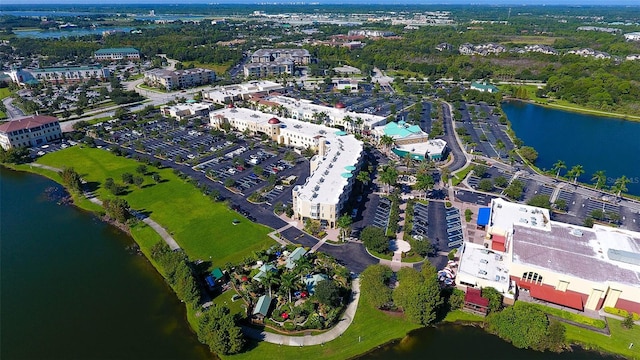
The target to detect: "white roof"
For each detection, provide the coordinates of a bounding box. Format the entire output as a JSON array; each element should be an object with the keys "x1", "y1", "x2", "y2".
[
  {"x1": 204, "y1": 80, "x2": 283, "y2": 102},
  {"x1": 457, "y1": 242, "x2": 511, "y2": 293},
  {"x1": 163, "y1": 102, "x2": 212, "y2": 113},
  {"x1": 396, "y1": 139, "x2": 447, "y2": 156},
  {"x1": 266, "y1": 95, "x2": 386, "y2": 128},
  {"x1": 488, "y1": 197, "x2": 551, "y2": 237},
  {"x1": 211, "y1": 106, "x2": 363, "y2": 207}
]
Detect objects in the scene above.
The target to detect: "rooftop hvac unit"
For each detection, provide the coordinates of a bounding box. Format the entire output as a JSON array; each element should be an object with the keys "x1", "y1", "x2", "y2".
[{"x1": 319, "y1": 177, "x2": 324, "y2": 183}]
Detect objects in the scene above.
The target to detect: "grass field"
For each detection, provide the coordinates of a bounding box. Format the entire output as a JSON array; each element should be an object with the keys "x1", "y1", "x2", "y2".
[
  {"x1": 528, "y1": 303, "x2": 606, "y2": 329},
  {"x1": 0, "y1": 88, "x2": 11, "y2": 118},
  {"x1": 188, "y1": 61, "x2": 230, "y2": 75},
  {"x1": 226, "y1": 289, "x2": 421, "y2": 360},
  {"x1": 564, "y1": 318, "x2": 640, "y2": 360},
  {"x1": 35, "y1": 147, "x2": 275, "y2": 266}
]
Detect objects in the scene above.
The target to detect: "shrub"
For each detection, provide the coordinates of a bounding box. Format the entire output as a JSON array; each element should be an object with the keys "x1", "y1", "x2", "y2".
[{"x1": 604, "y1": 307, "x2": 640, "y2": 321}]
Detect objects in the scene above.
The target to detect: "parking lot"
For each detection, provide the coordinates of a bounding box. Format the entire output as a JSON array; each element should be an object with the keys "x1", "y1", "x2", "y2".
[{"x1": 456, "y1": 102, "x2": 514, "y2": 160}]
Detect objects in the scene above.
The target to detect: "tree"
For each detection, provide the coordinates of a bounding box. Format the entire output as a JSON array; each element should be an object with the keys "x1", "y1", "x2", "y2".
[
  {"x1": 552, "y1": 160, "x2": 566, "y2": 179},
  {"x1": 527, "y1": 194, "x2": 552, "y2": 209},
  {"x1": 136, "y1": 164, "x2": 148, "y2": 175},
  {"x1": 554, "y1": 199, "x2": 568, "y2": 211},
  {"x1": 495, "y1": 139, "x2": 506, "y2": 157},
  {"x1": 519, "y1": 146, "x2": 538, "y2": 164},
  {"x1": 591, "y1": 170, "x2": 607, "y2": 190},
  {"x1": 379, "y1": 165, "x2": 398, "y2": 194},
  {"x1": 448, "y1": 288, "x2": 465, "y2": 310},
  {"x1": 622, "y1": 313, "x2": 635, "y2": 329},
  {"x1": 393, "y1": 267, "x2": 442, "y2": 325},
  {"x1": 356, "y1": 170, "x2": 370, "y2": 191},
  {"x1": 494, "y1": 175, "x2": 508, "y2": 188},
  {"x1": 224, "y1": 178, "x2": 235, "y2": 188},
  {"x1": 261, "y1": 270, "x2": 280, "y2": 297},
  {"x1": 151, "y1": 173, "x2": 161, "y2": 183},
  {"x1": 314, "y1": 280, "x2": 341, "y2": 307},
  {"x1": 379, "y1": 135, "x2": 395, "y2": 154},
  {"x1": 336, "y1": 214, "x2": 353, "y2": 241},
  {"x1": 197, "y1": 306, "x2": 245, "y2": 355},
  {"x1": 503, "y1": 179, "x2": 525, "y2": 200},
  {"x1": 568, "y1": 164, "x2": 584, "y2": 184},
  {"x1": 279, "y1": 272, "x2": 298, "y2": 303},
  {"x1": 481, "y1": 287, "x2": 504, "y2": 314},
  {"x1": 612, "y1": 175, "x2": 630, "y2": 198},
  {"x1": 360, "y1": 265, "x2": 393, "y2": 309},
  {"x1": 253, "y1": 165, "x2": 263, "y2": 176},
  {"x1": 103, "y1": 198, "x2": 130, "y2": 223},
  {"x1": 361, "y1": 226, "x2": 389, "y2": 254},
  {"x1": 473, "y1": 164, "x2": 488, "y2": 178},
  {"x1": 486, "y1": 302, "x2": 553, "y2": 350},
  {"x1": 121, "y1": 172, "x2": 134, "y2": 184},
  {"x1": 478, "y1": 179, "x2": 494, "y2": 192},
  {"x1": 60, "y1": 167, "x2": 82, "y2": 193},
  {"x1": 414, "y1": 173, "x2": 435, "y2": 199},
  {"x1": 133, "y1": 176, "x2": 144, "y2": 188}
]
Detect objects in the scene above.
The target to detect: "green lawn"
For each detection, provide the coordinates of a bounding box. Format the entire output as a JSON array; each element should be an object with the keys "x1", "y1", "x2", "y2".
[
  {"x1": 452, "y1": 164, "x2": 473, "y2": 186},
  {"x1": 528, "y1": 303, "x2": 606, "y2": 329},
  {"x1": 564, "y1": 318, "x2": 640, "y2": 360},
  {"x1": 213, "y1": 289, "x2": 246, "y2": 317},
  {"x1": 226, "y1": 290, "x2": 420, "y2": 360},
  {"x1": 442, "y1": 309, "x2": 484, "y2": 323},
  {"x1": 0, "y1": 87, "x2": 11, "y2": 99},
  {"x1": 35, "y1": 147, "x2": 275, "y2": 266}
]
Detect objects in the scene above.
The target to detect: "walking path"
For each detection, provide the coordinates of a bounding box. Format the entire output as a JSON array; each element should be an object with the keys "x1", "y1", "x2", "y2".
[
  {"x1": 242, "y1": 278, "x2": 361, "y2": 346},
  {"x1": 267, "y1": 222, "x2": 294, "y2": 246},
  {"x1": 28, "y1": 163, "x2": 181, "y2": 250}
]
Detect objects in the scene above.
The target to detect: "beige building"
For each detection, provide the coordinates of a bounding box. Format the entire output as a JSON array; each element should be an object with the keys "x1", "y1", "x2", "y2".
[
  {"x1": 457, "y1": 198, "x2": 640, "y2": 315},
  {"x1": 94, "y1": 48, "x2": 141, "y2": 61},
  {"x1": 209, "y1": 106, "x2": 363, "y2": 227},
  {"x1": 203, "y1": 81, "x2": 283, "y2": 104},
  {"x1": 0, "y1": 115, "x2": 62, "y2": 150},
  {"x1": 161, "y1": 102, "x2": 215, "y2": 121},
  {"x1": 144, "y1": 68, "x2": 216, "y2": 91},
  {"x1": 244, "y1": 48, "x2": 311, "y2": 78}
]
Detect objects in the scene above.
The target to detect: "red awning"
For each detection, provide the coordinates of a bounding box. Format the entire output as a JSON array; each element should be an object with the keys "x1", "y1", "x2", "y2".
[
  {"x1": 528, "y1": 283, "x2": 584, "y2": 311},
  {"x1": 465, "y1": 288, "x2": 489, "y2": 307},
  {"x1": 492, "y1": 235, "x2": 505, "y2": 243},
  {"x1": 491, "y1": 241, "x2": 506, "y2": 252}
]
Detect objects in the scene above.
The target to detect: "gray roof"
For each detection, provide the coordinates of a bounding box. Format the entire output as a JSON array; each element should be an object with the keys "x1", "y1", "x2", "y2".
[{"x1": 512, "y1": 224, "x2": 640, "y2": 286}]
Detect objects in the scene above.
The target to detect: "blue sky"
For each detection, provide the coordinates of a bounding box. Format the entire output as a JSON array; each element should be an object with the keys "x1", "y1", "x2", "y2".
[{"x1": 2, "y1": 0, "x2": 640, "y2": 5}]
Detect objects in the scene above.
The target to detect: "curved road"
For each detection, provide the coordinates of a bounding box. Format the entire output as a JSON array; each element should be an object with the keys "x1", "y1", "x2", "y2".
[
  {"x1": 3, "y1": 97, "x2": 25, "y2": 119},
  {"x1": 440, "y1": 102, "x2": 468, "y2": 172},
  {"x1": 242, "y1": 278, "x2": 360, "y2": 346}
]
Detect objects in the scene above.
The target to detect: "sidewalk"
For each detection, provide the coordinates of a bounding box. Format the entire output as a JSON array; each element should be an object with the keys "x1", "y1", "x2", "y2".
[
  {"x1": 28, "y1": 162, "x2": 181, "y2": 250},
  {"x1": 242, "y1": 278, "x2": 361, "y2": 346}
]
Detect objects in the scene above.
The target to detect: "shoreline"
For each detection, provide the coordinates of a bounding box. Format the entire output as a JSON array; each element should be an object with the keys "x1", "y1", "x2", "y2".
[{"x1": 502, "y1": 98, "x2": 640, "y2": 122}]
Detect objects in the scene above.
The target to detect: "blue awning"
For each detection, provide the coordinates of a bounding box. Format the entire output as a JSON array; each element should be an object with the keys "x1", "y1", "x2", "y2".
[{"x1": 477, "y1": 207, "x2": 491, "y2": 226}]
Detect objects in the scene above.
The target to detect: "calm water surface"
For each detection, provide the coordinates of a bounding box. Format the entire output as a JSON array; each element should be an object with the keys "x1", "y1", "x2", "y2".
[
  {"x1": 359, "y1": 324, "x2": 617, "y2": 359},
  {"x1": 503, "y1": 101, "x2": 640, "y2": 196},
  {"x1": 0, "y1": 167, "x2": 212, "y2": 360}
]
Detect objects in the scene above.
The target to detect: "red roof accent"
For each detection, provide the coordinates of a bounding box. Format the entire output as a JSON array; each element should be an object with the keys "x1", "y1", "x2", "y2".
[
  {"x1": 227, "y1": 103, "x2": 235, "y2": 108},
  {"x1": 0, "y1": 115, "x2": 58, "y2": 133},
  {"x1": 527, "y1": 282, "x2": 584, "y2": 311},
  {"x1": 465, "y1": 288, "x2": 490, "y2": 307},
  {"x1": 335, "y1": 102, "x2": 346, "y2": 109},
  {"x1": 491, "y1": 241, "x2": 506, "y2": 252},
  {"x1": 492, "y1": 235, "x2": 505, "y2": 244},
  {"x1": 268, "y1": 117, "x2": 280, "y2": 124}
]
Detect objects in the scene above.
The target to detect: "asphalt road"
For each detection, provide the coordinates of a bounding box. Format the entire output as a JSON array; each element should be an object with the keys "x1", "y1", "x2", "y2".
[
  {"x1": 3, "y1": 97, "x2": 25, "y2": 119},
  {"x1": 441, "y1": 102, "x2": 467, "y2": 172}
]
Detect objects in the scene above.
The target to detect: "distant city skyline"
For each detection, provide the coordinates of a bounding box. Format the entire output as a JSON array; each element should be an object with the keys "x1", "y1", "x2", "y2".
[{"x1": 2, "y1": 0, "x2": 640, "y2": 6}]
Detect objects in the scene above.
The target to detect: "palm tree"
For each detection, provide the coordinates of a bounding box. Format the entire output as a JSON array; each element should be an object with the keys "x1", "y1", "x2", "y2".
[
  {"x1": 379, "y1": 135, "x2": 395, "y2": 155},
  {"x1": 380, "y1": 165, "x2": 398, "y2": 194},
  {"x1": 336, "y1": 214, "x2": 353, "y2": 241},
  {"x1": 343, "y1": 115, "x2": 354, "y2": 132},
  {"x1": 612, "y1": 176, "x2": 630, "y2": 199},
  {"x1": 569, "y1": 164, "x2": 584, "y2": 184},
  {"x1": 495, "y1": 139, "x2": 506, "y2": 158},
  {"x1": 591, "y1": 170, "x2": 607, "y2": 190},
  {"x1": 415, "y1": 173, "x2": 435, "y2": 199},
  {"x1": 279, "y1": 272, "x2": 298, "y2": 303},
  {"x1": 261, "y1": 269, "x2": 280, "y2": 297},
  {"x1": 403, "y1": 152, "x2": 413, "y2": 169},
  {"x1": 356, "y1": 170, "x2": 370, "y2": 191},
  {"x1": 552, "y1": 160, "x2": 566, "y2": 179}
]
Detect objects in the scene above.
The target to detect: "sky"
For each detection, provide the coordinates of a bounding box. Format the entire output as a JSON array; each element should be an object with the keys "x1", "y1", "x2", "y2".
[{"x1": 1, "y1": 0, "x2": 640, "y2": 5}]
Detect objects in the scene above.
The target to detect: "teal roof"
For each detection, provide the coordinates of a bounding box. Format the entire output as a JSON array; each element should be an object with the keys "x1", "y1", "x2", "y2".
[
  {"x1": 382, "y1": 122, "x2": 424, "y2": 139},
  {"x1": 285, "y1": 247, "x2": 307, "y2": 269},
  {"x1": 95, "y1": 47, "x2": 139, "y2": 54},
  {"x1": 471, "y1": 81, "x2": 499, "y2": 92},
  {"x1": 392, "y1": 148, "x2": 425, "y2": 161},
  {"x1": 253, "y1": 295, "x2": 272, "y2": 316},
  {"x1": 304, "y1": 274, "x2": 329, "y2": 295},
  {"x1": 186, "y1": 99, "x2": 197, "y2": 103},
  {"x1": 344, "y1": 165, "x2": 356, "y2": 171},
  {"x1": 335, "y1": 130, "x2": 347, "y2": 136},
  {"x1": 341, "y1": 172, "x2": 354, "y2": 179},
  {"x1": 253, "y1": 264, "x2": 276, "y2": 282},
  {"x1": 211, "y1": 268, "x2": 224, "y2": 280}
]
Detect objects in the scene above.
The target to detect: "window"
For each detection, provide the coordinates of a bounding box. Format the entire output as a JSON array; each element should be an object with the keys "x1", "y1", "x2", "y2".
[{"x1": 522, "y1": 271, "x2": 543, "y2": 284}]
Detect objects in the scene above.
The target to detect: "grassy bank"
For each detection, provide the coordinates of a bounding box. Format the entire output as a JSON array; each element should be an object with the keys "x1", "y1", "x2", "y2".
[
  {"x1": 33, "y1": 147, "x2": 275, "y2": 265},
  {"x1": 564, "y1": 318, "x2": 640, "y2": 360},
  {"x1": 500, "y1": 85, "x2": 640, "y2": 122}
]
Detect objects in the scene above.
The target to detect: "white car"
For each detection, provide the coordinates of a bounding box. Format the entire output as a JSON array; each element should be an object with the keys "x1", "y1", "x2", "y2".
[
  {"x1": 413, "y1": 235, "x2": 425, "y2": 241},
  {"x1": 228, "y1": 168, "x2": 236, "y2": 174},
  {"x1": 37, "y1": 151, "x2": 45, "y2": 156}
]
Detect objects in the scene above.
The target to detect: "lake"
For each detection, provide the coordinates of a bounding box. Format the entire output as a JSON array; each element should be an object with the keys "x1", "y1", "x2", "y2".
[
  {"x1": 359, "y1": 324, "x2": 616, "y2": 359},
  {"x1": 502, "y1": 101, "x2": 640, "y2": 196},
  {"x1": 0, "y1": 167, "x2": 213, "y2": 360},
  {"x1": 13, "y1": 27, "x2": 135, "y2": 39}
]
